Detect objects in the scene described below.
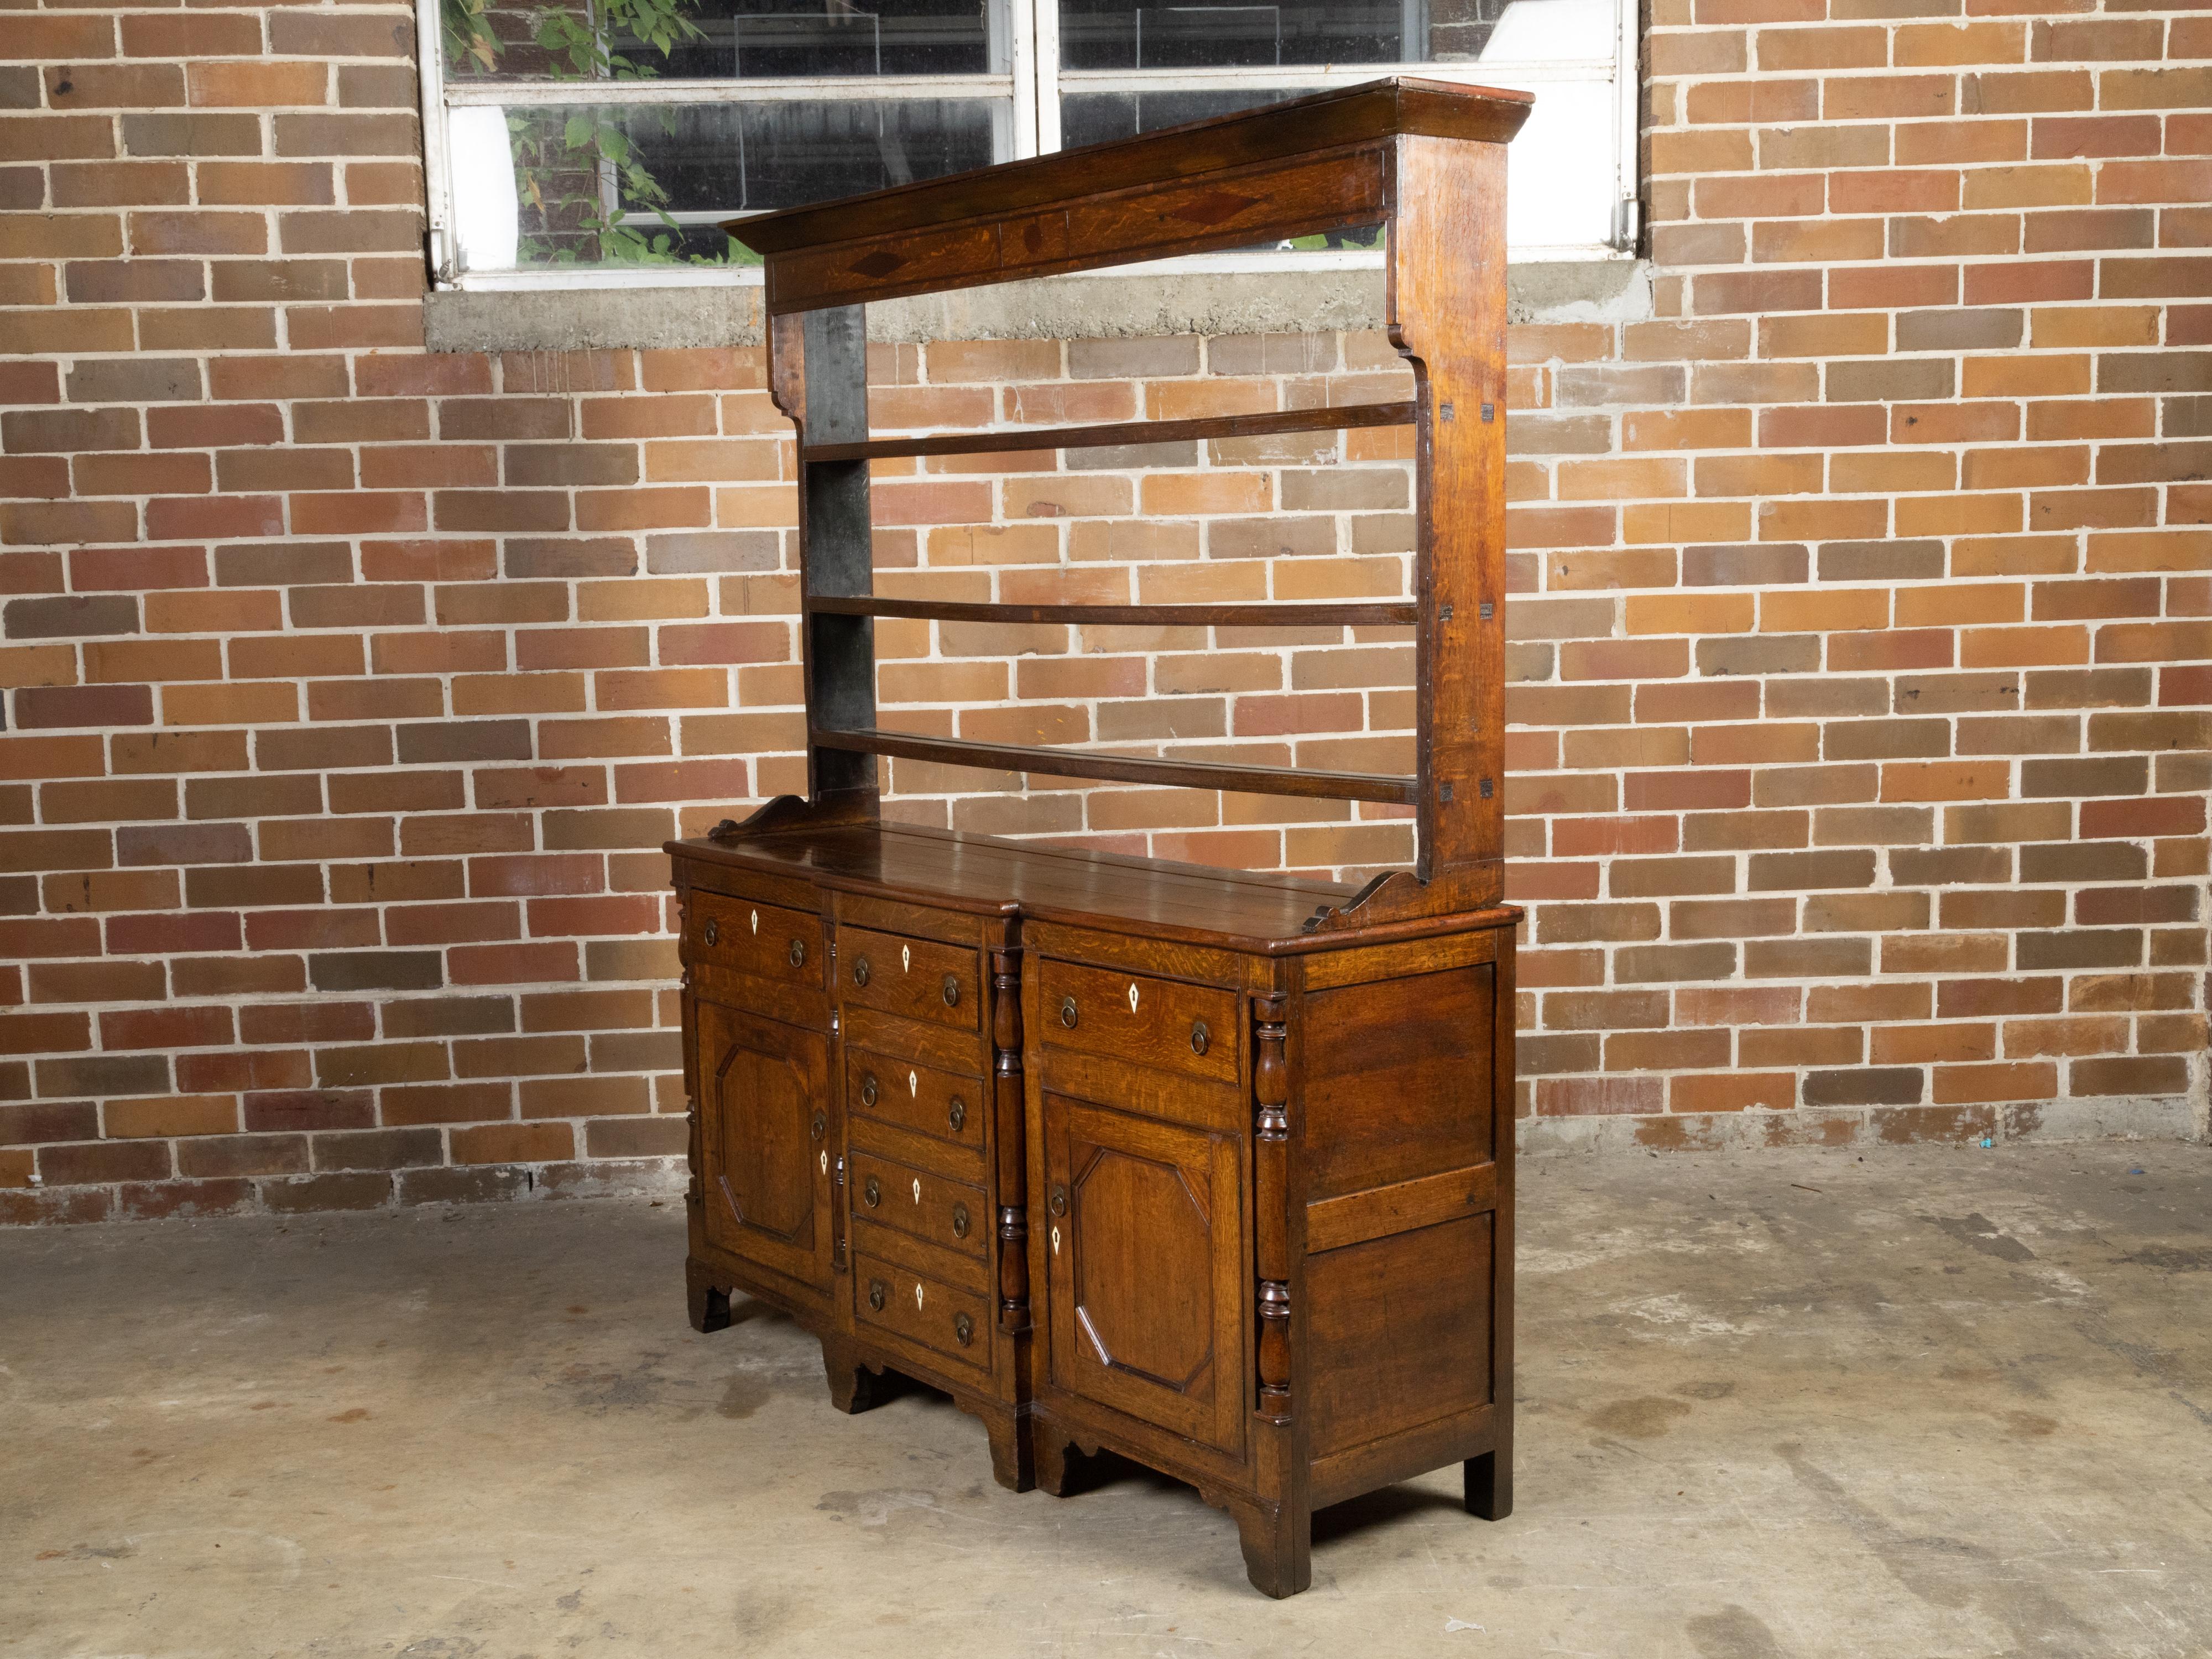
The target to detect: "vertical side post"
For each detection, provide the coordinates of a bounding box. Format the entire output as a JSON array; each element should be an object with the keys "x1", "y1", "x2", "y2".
[
  {"x1": 791, "y1": 304, "x2": 879, "y2": 803},
  {"x1": 677, "y1": 874, "x2": 729, "y2": 1333},
  {"x1": 1468, "y1": 920, "x2": 1517, "y2": 1519},
  {"x1": 1389, "y1": 133, "x2": 1509, "y2": 905},
  {"x1": 992, "y1": 944, "x2": 1029, "y2": 1335},
  {"x1": 676, "y1": 879, "x2": 703, "y2": 1219},
  {"x1": 1240, "y1": 985, "x2": 1310, "y2": 1598},
  {"x1": 1253, "y1": 994, "x2": 1291, "y2": 1424}
]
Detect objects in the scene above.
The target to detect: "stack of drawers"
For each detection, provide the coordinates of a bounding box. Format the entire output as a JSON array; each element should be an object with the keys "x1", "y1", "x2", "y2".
[
  {"x1": 837, "y1": 912, "x2": 996, "y2": 1383},
  {"x1": 680, "y1": 878, "x2": 1032, "y2": 1486},
  {"x1": 676, "y1": 823, "x2": 1515, "y2": 1599}
]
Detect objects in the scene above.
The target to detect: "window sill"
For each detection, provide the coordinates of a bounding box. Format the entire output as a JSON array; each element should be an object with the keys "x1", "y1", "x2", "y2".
[{"x1": 422, "y1": 255, "x2": 1647, "y2": 354}]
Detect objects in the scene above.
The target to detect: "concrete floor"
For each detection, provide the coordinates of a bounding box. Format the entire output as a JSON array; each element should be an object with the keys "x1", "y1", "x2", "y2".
[{"x1": 3, "y1": 1145, "x2": 2208, "y2": 1659}]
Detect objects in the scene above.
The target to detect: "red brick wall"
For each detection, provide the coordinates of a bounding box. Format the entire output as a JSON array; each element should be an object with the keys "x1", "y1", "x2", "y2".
[{"x1": 3, "y1": 2, "x2": 2207, "y2": 1222}]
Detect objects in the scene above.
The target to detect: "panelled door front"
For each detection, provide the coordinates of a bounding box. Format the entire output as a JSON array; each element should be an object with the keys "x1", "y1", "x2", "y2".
[
  {"x1": 698, "y1": 999, "x2": 834, "y2": 1291},
  {"x1": 1042, "y1": 1093, "x2": 1246, "y2": 1455}
]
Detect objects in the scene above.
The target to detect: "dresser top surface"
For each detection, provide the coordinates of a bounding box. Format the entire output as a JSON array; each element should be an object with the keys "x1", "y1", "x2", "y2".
[{"x1": 671, "y1": 822, "x2": 1515, "y2": 953}]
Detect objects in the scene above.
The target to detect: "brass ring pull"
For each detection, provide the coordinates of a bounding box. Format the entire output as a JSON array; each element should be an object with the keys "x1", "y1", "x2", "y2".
[
  {"x1": 788, "y1": 938, "x2": 806, "y2": 967},
  {"x1": 952, "y1": 1203, "x2": 970, "y2": 1240},
  {"x1": 867, "y1": 1279, "x2": 885, "y2": 1312},
  {"x1": 954, "y1": 1312, "x2": 974, "y2": 1347},
  {"x1": 860, "y1": 1074, "x2": 878, "y2": 1109},
  {"x1": 810, "y1": 1110, "x2": 826, "y2": 1141},
  {"x1": 1049, "y1": 1183, "x2": 1067, "y2": 1218},
  {"x1": 942, "y1": 974, "x2": 960, "y2": 1007},
  {"x1": 852, "y1": 956, "x2": 869, "y2": 986},
  {"x1": 1190, "y1": 1020, "x2": 1210, "y2": 1056},
  {"x1": 947, "y1": 1098, "x2": 966, "y2": 1133},
  {"x1": 1060, "y1": 997, "x2": 1077, "y2": 1029},
  {"x1": 702, "y1": 917, "x2": 718, "y2": 947},
  {"x1": 863, "y1": 1175, "x2": 880, "y2": 1208}
]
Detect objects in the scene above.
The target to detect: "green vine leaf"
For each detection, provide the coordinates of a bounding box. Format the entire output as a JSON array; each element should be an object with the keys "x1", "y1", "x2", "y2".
[{"x1": 447, "y1": 0, "x2": 727, "y2": 268}]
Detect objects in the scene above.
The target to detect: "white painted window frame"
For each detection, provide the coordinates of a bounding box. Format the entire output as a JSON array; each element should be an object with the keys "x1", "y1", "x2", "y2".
[{"x1": 418, "y1": 0, "x2": 1640, "y2": 288}]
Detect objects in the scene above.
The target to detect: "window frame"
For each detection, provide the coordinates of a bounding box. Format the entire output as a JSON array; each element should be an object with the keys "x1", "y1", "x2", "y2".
[{"x1": 417, "y1": 0, "x2": 1639, "y2": 288}]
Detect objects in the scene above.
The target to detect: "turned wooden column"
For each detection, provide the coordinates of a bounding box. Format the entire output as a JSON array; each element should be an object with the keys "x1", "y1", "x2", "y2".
[
  {"x1": 1253, "y1": 995, "x2": 1292, "y2": 1425},
  {"x1": 993, "y1": 946, "x2": 1029, "y2": 1334},
  {"x1": 1239, "y1": 989, "x2": 1309, "y2": 1596}
]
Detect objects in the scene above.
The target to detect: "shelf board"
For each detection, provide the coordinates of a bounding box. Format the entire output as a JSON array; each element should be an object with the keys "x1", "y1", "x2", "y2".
[
  {"x1": 813, "y1": 727, "x2": 1417, "y2": 805},
  {"x1": 808, "y1": 597, "x2": 1418, "y2": 628},
  {"x1": 802, "y1": 400, "x2": 1417, "y2": 463}
]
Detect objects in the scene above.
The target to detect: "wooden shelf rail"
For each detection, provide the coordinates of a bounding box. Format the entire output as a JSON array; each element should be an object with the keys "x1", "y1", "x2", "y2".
[
  {"x1": 802, "y1": 401, "x2": 1417, "y2": 463},
  {"x1": 809, "y1": 597, "x2": 1418, "y2": 628},
  {"x1": 812, "y1": 727, "x2": 1417, "y2": 805}
]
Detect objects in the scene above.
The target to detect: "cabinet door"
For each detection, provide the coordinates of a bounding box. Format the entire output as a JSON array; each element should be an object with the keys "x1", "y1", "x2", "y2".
[
  {"x1": 1043, "y1": 1093, "x2": 1245, "y2": 1455},
  {"x1": 698, "y1": 1000, "x2": 833, "y2": 1292}
]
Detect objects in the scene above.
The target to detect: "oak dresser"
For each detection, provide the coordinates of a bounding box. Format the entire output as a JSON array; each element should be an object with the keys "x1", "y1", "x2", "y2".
[{"x1": 670, "y1": 75, "x2": 1530, "y2": 1598}]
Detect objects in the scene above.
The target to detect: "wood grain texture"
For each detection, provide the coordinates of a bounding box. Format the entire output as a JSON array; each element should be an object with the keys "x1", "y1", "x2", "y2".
[
  {"x1": 808, "y1": 596, "x2": 1417, "y2": 629},
  {"x1": 849, "y1": 1146, "x2": 990, "y2": 1263},
  {"x1": 1305, "y1": 1212, "x2": 1495, "y2": 1459},
  {"x1": 763, "y1": 147, "x2": 1391, "y2": 311},
  {"x1": 812, "y1": 727, "x2": 1417, "y2": 806},
  {"x1": 1311, "y1": 1402, "x2": 1497, "y2": 1511},
  {"x1": 678, "y1": 838, "x2": 1519, "y2": 1599},
  {"x1": 802, "y1": 400, "x2": 1415, "y2": 463},
  {"x1": 846, "y1": 1045, "x2": 987, "y2": 1161},
  {"x1": 990, "y1": 945, "x2": 1030, "y2": 1336},
  {"x1": 678, "y1": 822, "x2": 1527, "y2": 956},
  {"x1": 682, "y1": 817, "x2": 1346, "y2": 947},
  {"x1": 1306, "y1": 1161, "x2": 1498, "y2": 1255},
  {"x1": 731, "y1": 76, "x2": 1529, "y2": 256},
  {"x1": 695, "y1": 999, "x2": 832, "y2": 1292},
  {"x1": 687, "y1": 891, "x2": 823, "y2": 991},
  {"x1": 1037, "y1": 958, "x2": 1241, "y2": 1086},
  {"x1": 1044, "y1": 1092, "x2": 1246, "y2": 1456},
  {"x1": 682, "y1": 78, "x2": 1528, "y2": 1599},
  {"x1": 796, "y1": 306, "x2": 878, "y2": 802},
  {"x1": 1297, "y1": 133, "x2": 1512, "y2": 933},
  {"x1": 838, "y1": 924, "x2": 982, "y2": 1033},
  {"x1": 852, "y1": 1249, "x2": 993, "y2": 1375},
  {"x1": 1392, "y1": 133, "x2": 1509, "y2": 899},
  {"x1": 1252, "y1": 995, "x2": 1292, "y2": 1428},
  {"x1": 1300, "y1": 964, "x2": 1498, "y2": 1201}
]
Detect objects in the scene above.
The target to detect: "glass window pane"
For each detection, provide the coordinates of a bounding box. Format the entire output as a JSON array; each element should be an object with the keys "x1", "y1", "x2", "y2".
[
  {"x1": 450, "y1": 0, "x2": 1009, "y2": 82},
  {"x1": 1454, "y1": 0, "x2": 1608, "y2": 65},
  {"x1": 1060, "y1": 86, "x2": 1295, "y2": 148},
  {"x1": 1503, "y1": 74, "x2": 1614, "y2": 248},
  {"x1": 654, "y1": 98, "x2": 1004, "y2": 209},
  {"x1": 1058, "y1": 2, "x2": 1402, "y2": 71},
  {"x1": 442, "y1": 0, "x2": 567, "y2": 82},
  {"x1": 1056, "y1": 0, "x2": 1623, "y2": 254},
  {"x1": 1056, "y1": 0, "x2": 1595, "y2": 72},
  {"x1": 641, "y1": 0, "x2": 1010, "y2": 79},
  {"x1": 477, "y1": 98, "x2": 1006, "y2": 270}
]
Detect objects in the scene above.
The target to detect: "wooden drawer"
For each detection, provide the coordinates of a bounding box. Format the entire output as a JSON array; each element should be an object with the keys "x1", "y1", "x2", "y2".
[
  {"x1": 852, "y1": 1251, "x2": 991, "y2": 1374},
  {"x1": 849, "y1": 1147, "x2": 988, "y2": 1262},
  {"x1": 846, "y1": 1047, "x2": 986, "y2": 1160},
  {"x1": 1037, "y1": 958, "x2": 1239, "y2": 1084},
  {"x1": 838, "y1": 925, "x2": 982, "y2": 1032},
  {"x1": 688, "y1": 891, "x2": 823, "y2": 990}
]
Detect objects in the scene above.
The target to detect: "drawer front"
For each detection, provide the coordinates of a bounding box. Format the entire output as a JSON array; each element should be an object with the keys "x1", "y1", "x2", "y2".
[
  {"x1": 853, "y1": 1251, "x2": 991, "y2": 1374},
  {"x1": 689, "y1": 891, "x2": 823, "y2": 990},
  {"x1": 847, "y1": 1047, "x2": 987, "y2": 1159},
  {"x1": 838, "y1": 926, "x2": 981, "y2": 1032},
  {"x1": 1037, "y1": 959, "x2": 1239, "y2": 1084},
  {"x1": 849, "y1": 1147, "x2": 989, "y2": 1262}
]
